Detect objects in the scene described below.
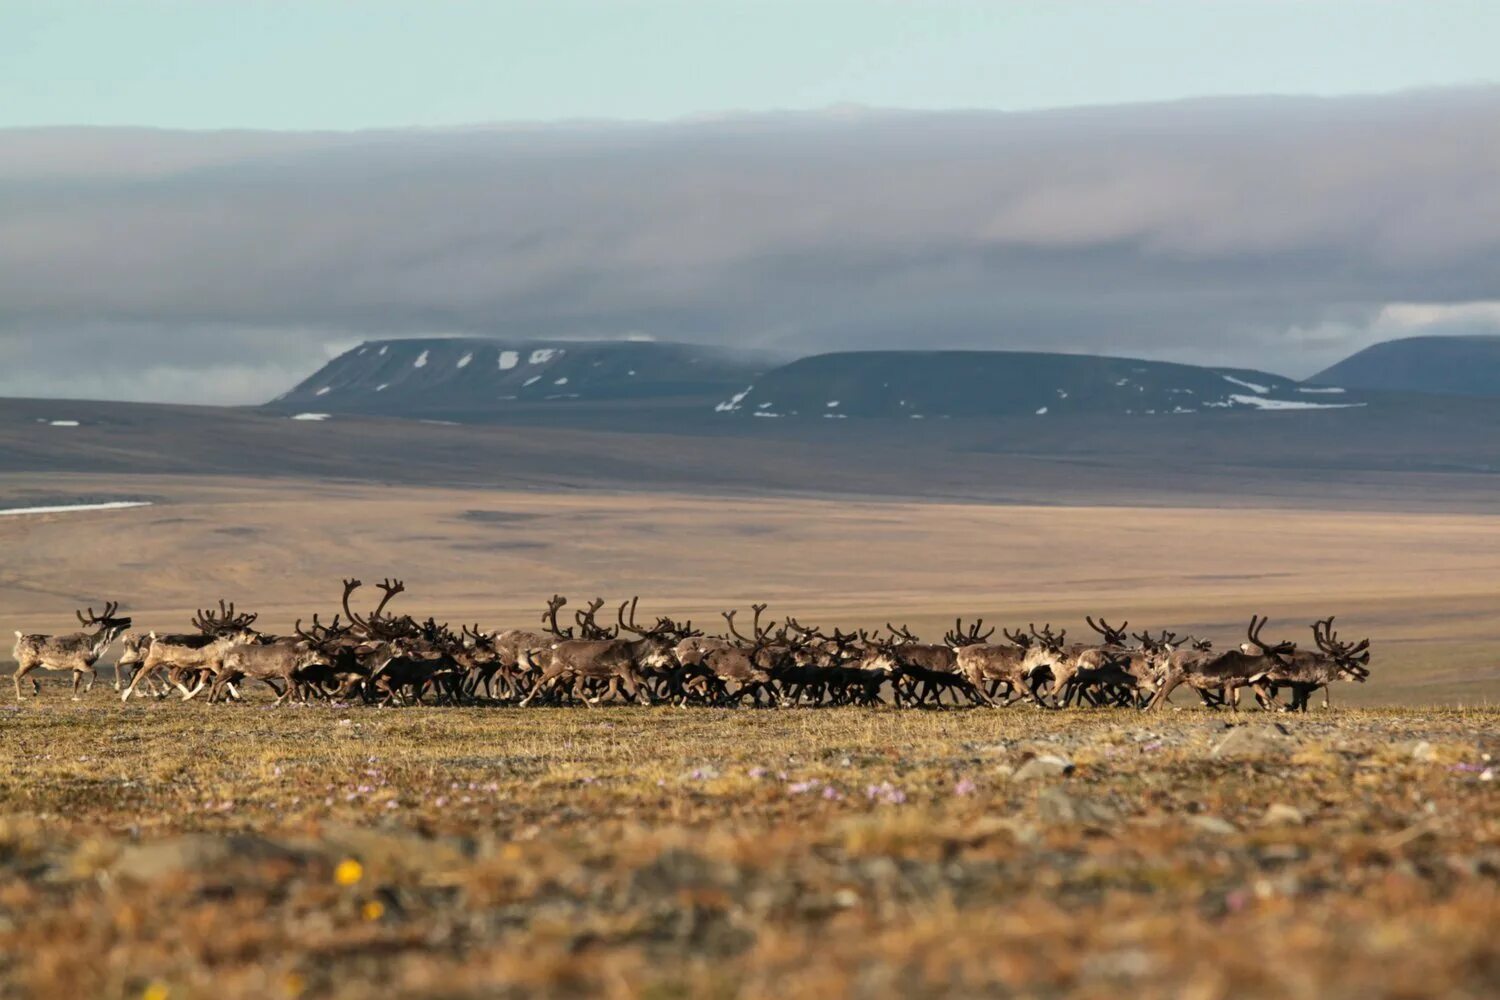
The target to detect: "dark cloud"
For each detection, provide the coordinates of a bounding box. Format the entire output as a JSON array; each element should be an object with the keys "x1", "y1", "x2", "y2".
[{"x1": 2, "y1": 87, "x2": 1498, "y2": 402}]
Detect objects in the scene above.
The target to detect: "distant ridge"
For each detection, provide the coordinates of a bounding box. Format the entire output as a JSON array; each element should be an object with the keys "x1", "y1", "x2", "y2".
[
  {"x1": 1309, "y1": 335, "x2": 1500, "y2": 397},
  {"x1": 711, "y1": 351, "x2": 1362, "y2": 420},
  {"x1": 272, "y1": 340, "x2": 1372, "y2": 424},
  {"x1": 270, "y1": 337, "x2": 774, "y2": 418}
]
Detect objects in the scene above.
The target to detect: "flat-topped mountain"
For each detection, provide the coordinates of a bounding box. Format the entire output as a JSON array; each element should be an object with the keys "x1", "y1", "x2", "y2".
[
  {"x1": 712, "y1": 351, "x2": 1363, "y2": 419},
  {"x1": 270, "y1": 337, "x2": 773, "y2": 418}
]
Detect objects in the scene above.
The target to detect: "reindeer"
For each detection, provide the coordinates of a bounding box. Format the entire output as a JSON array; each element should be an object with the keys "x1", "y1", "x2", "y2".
[
  {"x1": 13, "y1": 602, "x2": 132, "y2": 699},
  {"x1": 865, "y1": 623, "x2": 988, "y2": 707},
  {"x1": 953, "y1": 625, "x2": 1054, "y2": 708},
  {"x1": 118, "y1": 599, "x2": 263, "y2": 701},
  {"x1": 122, "y1": 627, "x2": 258, "y2": 702},
  {"x1": 519, "y1": 597, "x2": 677, "y2": 706},
  {"x1": 1146, "y1": 615, "x2": 1295, "y2": 711},
  {"x1": 210, "y1": 634, "x2": 327, "y2": 704},
  {"x1": 1254, "y1": 617, "x2": 1371, "y2": 711}
]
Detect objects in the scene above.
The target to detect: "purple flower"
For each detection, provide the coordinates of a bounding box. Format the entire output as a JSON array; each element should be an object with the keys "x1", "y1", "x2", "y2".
[
  {"x1": 1141, "y1": 741, "x2": 1164, "y2": 753},
  {"x1": 866, "y1": 782, "x2": 906, "y2": 805},
  {"x1": 788, "y1": 779, "x2": 823, "y2": 795},
  {"x1": 747, "y1": 766, "x2": 768, "y2": 780},
  {"x1": 822, "y1": 786, "x2": 843, "y2": 801},
  {"x1": 953, "y1": 778, "x2": 977, "y2": 797}
]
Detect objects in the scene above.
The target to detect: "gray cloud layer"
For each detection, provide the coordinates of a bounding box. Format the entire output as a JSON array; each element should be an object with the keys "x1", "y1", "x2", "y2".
[{"x1": 3, "y1": 87, "x2": 1499, "y2": 403}]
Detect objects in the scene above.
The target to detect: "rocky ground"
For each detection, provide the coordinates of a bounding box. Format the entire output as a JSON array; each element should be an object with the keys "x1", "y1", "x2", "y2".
[{"x1": 0, "y1": 702, "x2": 1495, "y2": 998}]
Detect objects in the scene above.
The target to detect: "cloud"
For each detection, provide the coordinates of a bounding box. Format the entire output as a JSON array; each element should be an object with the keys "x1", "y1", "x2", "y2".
[{"x1": 1, "y1": 87, "x2": 1498, "y2": 401}]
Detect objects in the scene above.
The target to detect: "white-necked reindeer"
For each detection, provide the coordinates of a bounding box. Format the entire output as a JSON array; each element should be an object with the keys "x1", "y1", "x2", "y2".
[{"x1": 13, "y1": 602, "x2": 132, "y2": 699}]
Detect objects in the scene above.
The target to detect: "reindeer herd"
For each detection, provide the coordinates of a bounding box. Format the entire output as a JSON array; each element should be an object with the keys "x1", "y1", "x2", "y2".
[{"x1": 11, "y1": 580, "x2": 1372, "y2": 711}]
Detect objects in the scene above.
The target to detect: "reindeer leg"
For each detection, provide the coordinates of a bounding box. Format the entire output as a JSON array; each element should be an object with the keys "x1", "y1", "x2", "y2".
[{"x1": 71, "y1": 670, "x2": 83, "y2": 700}]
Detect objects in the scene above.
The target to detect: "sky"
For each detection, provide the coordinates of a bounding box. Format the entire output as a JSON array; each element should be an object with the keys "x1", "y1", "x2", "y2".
[
  {"x1": 5, "y1": 1, "x2": 1499, "y2": 129},
  {"x1": 2, "y1": 1, "x2": 1498, "y2": 403}
]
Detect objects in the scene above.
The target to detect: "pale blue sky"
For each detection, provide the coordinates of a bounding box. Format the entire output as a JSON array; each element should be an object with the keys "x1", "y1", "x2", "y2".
[{"x1": 3, "y1": 0, "x2": 1497, "y2": 129}]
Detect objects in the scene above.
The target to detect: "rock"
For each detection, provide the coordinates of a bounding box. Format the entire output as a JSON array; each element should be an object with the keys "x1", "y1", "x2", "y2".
[
  {"x1": 1037, "y1": 788, "x2": 1117, "y2": 825},
  {"x1": 1211, "y1": 725, "x2": 1294, "y2": 759},
  {"x1": 1188, "y1": 815, "x2": 1239, "y2": 836},
  {"x1": 110, "y1": 834, "x2": 302, "y2": 881},
  {"x1": 1410, "y1": 741, "x2": 1437, "y2": 762},
  {"x1": 1262, "y1": 803, "x2": 1306, "y2": 826},
  {"x1": 1011, "y1": 754, "x2": 1075, "y2": 781}
]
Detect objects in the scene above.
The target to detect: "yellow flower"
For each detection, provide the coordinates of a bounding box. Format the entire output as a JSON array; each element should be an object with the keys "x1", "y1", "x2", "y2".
[
  {"x1": 362, "y1": 899, "x2": 386, "y2": 921},
  {"x1": 333, "y1": 858, "x2": 363, "y2": 886},
  {"x1": 283, "y1": 972, "x2": 306, "y2": 997},
  {"x1": 142, "y1": 983, "x2": 170, "y2": 1000}
]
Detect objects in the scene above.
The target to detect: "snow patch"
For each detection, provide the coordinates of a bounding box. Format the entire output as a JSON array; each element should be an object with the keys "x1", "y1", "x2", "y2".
[
  {"x1": 826, "y1": 400, "x2": 840, "y2": 408},
  {"x1": 529, "y1": 348, "x2": 559, "y2": 364},
  {"x1": 1055, "y1": 390, "x2": 1068, "y2": 398},
  {"x1": 1035, "y1": 406, "x2": 1048, "y2": 415},
  {"x1": 627, "y1": 369, "x2": 637, "y2": 376},
  {"x1": 375, "y1": 383, "x2": 389, "y2": 392},
  {"x1": 751, "y1": 411, "x2": 781, "y2": 418},
  {"x1": 522, "y1": 376, "x2": 542, "y2": 387},
  {"x1": 715, "y1": 385, "x2": 754, "y2": 413},
  {"x1": 1229, "y1": 394, "x2": 1366, "y2": 411},
  {"x1": 47, "y1": 420, "x2": 80, "y2": 427},
  {"x1": 413, "y1": 350, "x2": 429, "y2": 368},
  {"x1": 457, "y1": 352, "x2": 473, "y2": 368},
  {"x1": 498, "y1": 350, "x2": 519, "y2": 370},
  {"x1": 315, "y1": 386, "x2": 331, "y2": 396},
  {"x1": 822, "y1": 412, "x2": 847, "y2": 419},
  {"x1": 1222, "y1": 375, "x2": 1269, "y2": 394},
  {"x1": 377, "y1": 345, "x2": 388, "y2": 356},
  {"x1": 290, "y1": 413, "x2": 330, "y2": 421},
  {"x1": 0, "y1": 501, "x2": 153, "y2": 517},
  {"x1": 1298, "y1": 386, "x2": 1347, "y2": 394},
  {"x1": 553, "y1": 377, "x2": 569, "y2": 385}
]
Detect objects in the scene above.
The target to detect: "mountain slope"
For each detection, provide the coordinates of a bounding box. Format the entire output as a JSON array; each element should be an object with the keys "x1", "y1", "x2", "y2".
[
  {"x1": 712, "y1": 351, "x2": 1363, "y2": 419},
  {"x1": 270, "y1": 338, "x2": 773, "y2": 418},
  {"x1": 1310, "y1": 336, "x2": 1500, "y2": 397}
]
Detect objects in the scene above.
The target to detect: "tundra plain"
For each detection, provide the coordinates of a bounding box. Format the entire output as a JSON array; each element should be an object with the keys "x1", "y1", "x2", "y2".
[{"x1": 1, "y1": 472, "x2": 1498, "y2": 998}]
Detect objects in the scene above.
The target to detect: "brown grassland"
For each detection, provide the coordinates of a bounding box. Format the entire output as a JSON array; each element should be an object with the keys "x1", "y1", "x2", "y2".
[
  {"x1": 0, "y1": 704, "x2": 1496, "y2": 999},
  {"x1": 1, "y1": 473, "x2": 1498, "y2": 997}
]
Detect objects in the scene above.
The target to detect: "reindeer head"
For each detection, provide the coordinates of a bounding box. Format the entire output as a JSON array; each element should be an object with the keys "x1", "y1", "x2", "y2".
[
  {"x1": 78, "y1": 602, "x2": 131, "y2": 650},
  {"x1": 1312, "y1": 617, "x2": 1371, "y2": 682}
]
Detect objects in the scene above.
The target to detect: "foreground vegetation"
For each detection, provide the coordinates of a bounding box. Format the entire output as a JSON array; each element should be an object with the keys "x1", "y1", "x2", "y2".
[{"x1": 0, "y1": 697, "x2": 1495, "y2": 998}]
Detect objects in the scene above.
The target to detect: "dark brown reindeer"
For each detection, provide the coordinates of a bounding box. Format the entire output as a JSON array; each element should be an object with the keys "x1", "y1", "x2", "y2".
[
  {"x1": 865, "y1": 623, "x2": 989, "y2": 707},
  {"x1": 1254, "y1": 617, "x2": 1371, "y2": 711},
  {"x1": 1146, "y1": 615, "x2": 1296, "y2": 711},
  {"x1": 519, "y1": 597, "x2": 676, "y2": 706},
  {"x1": 13, "y1": 602, "x2": 132, "y2": 699}
]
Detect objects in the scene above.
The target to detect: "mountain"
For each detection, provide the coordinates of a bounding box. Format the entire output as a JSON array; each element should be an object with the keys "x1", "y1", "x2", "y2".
[
  {"x1": 1309, "y1": 336, "x2": 1500, "y2": 397},
  {"x1": 711, "y1": 351, "x2": 1364, "y2": 420},
  {"x1": 270, "y1": 337, "x2": 774, "y2": 420}
]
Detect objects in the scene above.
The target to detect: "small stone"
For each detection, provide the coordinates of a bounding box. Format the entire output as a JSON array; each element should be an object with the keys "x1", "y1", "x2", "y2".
[
  {"x1": 1410, "y1": 741, "x2": 1437, "y2": 762},
  {"x1": 1037, "y1": 788, "x2": 1117, "y2": 825},
  {"x1": 1212, "y1": 725, "x2": 1293, "y2": 759},
  {"x1": 1011, "y1": 754, "x2": 1074, "y2": 781},
  {"x1": 1188, "y1": 815, "x2": 1239, "y2": 836},
  {"x1": 1263, "y1": 803, "x2": 1306, "y2": 826},
  {"x1": 110, "y1": 834, "x2": 301, "y2": 881}
]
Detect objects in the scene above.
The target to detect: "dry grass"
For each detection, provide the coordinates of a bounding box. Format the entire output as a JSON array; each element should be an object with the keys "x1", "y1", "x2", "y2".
[{"x1": 0, "y1": 698, "x2": 1496, "y2": 998}]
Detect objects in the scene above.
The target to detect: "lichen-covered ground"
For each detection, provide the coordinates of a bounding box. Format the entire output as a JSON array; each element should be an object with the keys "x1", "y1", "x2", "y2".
[{"x1": 0, "y1": 701, "x2": 1495, "y2": 999}]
